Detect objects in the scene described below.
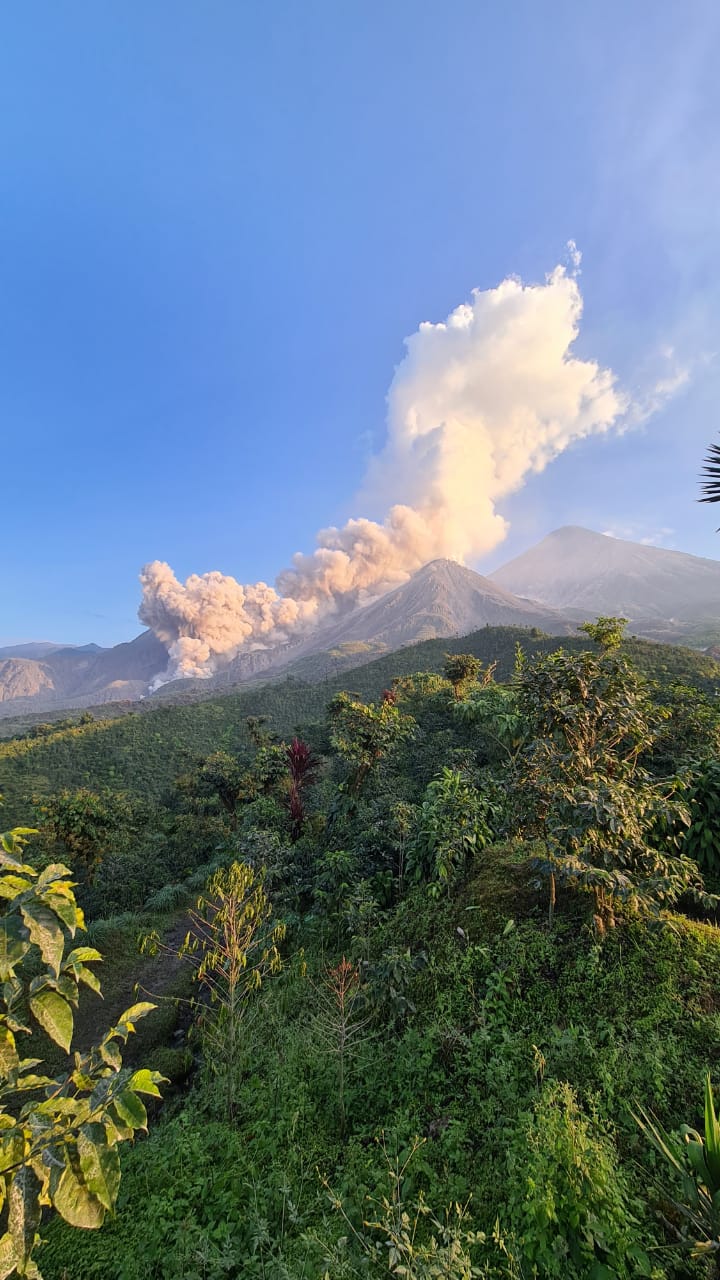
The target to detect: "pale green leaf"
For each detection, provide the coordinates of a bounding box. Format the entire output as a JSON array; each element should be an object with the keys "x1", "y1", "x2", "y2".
[
  {"x1": 20, "y1": 903, "x2": 65, "y2": 976},
  {"x1": 0, "y1": 1128, "x2": 26, "y2": 1175},
  {"x1": 64, "y1": 947, "x2": 102, "y2": 966},
  {"x1": 51, "y1": 1156, "x2": 105, "y2": 1229},
  {"x1": 77, "y1": 1123, "x2": 120, "y2": 1212},
  {"x1": 7, "y1": 1164, "x2": 41, "y2": 1270},
  {"x1": 29, "y1": 990, "x2": 73, "y2": 1052},
  {"x1": 0, "y1": 1232, "x2": 18, "y2": 1280},
  {"x1": 0, "y1": 877, "x2": 33, "y2": 900},
  {"x1": 0, "y1": 1027, "x2": 18, "y2": 1080},
  {"x1": 127, "y1": 1068, "x2": 164, "y2": 1097},
  {"x1": 112, "y1": 1090, "x2": 147, "y2": 1131}
]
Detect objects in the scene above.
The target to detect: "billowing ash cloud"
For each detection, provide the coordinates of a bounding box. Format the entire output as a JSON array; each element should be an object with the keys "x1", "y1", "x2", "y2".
[{"x1": 140, "y1": 259, "x2": 631, "y2": 685}]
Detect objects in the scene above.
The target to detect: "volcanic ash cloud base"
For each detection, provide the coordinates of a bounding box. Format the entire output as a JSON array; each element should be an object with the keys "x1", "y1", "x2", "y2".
[{"x1": 139, "y1": 259, "x2": 632, "y2": 685}]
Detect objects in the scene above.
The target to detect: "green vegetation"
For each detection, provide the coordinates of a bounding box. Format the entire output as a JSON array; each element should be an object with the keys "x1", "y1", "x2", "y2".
[
  {"x1": 0, "y1": 823, "x2": 162, "y2": 1277},
  {"x1": 3, "y1": 623, "x2": 720, "y2": 1277}
]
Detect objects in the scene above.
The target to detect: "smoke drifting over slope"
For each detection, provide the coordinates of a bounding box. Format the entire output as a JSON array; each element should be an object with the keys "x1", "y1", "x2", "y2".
[{"x1": 140, "y1": 259, "x2": 630, "y2": 684}]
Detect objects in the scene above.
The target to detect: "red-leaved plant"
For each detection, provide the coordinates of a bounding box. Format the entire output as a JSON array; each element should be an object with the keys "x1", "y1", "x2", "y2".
[{"x1": 285, "y1": 737, "x2": 319, "y2": 841}]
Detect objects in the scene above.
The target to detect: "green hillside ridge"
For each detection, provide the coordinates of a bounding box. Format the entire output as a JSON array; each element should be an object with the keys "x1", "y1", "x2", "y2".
[
  {"x1": 4, "y1": 623, "x2": 720, "y2": 1277},
  {"x1": 1, "y1": 624, "x2": 718, "y2": 823}
]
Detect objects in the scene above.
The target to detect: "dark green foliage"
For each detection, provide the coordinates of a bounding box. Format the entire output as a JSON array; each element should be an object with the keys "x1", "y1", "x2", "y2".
[
  {"x1": 684, "y1": 760, "x2": 720, "y2": 877},
  {"x1": 409, "y1": 766, "x2": 495, "y2": 892},
  {"x1": 328, "y1": 691, "x2": 415, "y2": 796},
  {"x1": 32, "y1": 786, "x2": 135, "y2": 882},
  {"x1": 636, "y1": 1074, "x2": 720, "y2": 1264},
  {"x1": 515, "y1": 644, "x2": 710, "y2": 926},
  {"x1": 443, "y1": 652, "x2": 485, "y2": 699},
  {"x1": 6, "y1": 627, "x2": 720, "y2": 1278}
]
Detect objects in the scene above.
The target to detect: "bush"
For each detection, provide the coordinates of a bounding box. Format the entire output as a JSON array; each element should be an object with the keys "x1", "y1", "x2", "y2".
[{"x1": 506, "y1": 1081, "x2": 658, "y2": 1278}]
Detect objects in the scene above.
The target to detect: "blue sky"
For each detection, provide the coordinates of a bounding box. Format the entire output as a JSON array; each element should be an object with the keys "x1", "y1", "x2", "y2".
[{"x1": 2, "y1": 1, "x2": 720, "y2": 645}]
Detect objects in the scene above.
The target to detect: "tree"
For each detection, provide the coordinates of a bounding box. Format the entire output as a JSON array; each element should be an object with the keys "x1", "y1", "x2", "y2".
[
  {"x1": 410, "y1": 767, "x2": 494, "y2": 894},
  {"x1": 34, "y1": 788, "x2": 133, "y2": 884},
  {"x1": 577, "y1": 615, "x2": 628, "y2": 650},
  {"x1": 283, "y1": 738, "x2": 319, "y2": 842},
  {"x1": 142, "y1": 862, "x2": 284, "y2": 1122},
  {"x1": 0, "y1": 822, "x2": 162, "y2": 1278},
  {"x1": 179, "y1": 751, "x2": 249, "y2": 830},
  {"x1": 443, "y1": 653, "x2": 494, "y2": 700},
  {"x1": 515, "y1": 643, "x2": 711, "y2": 928},
  {"x1": 327, "y1": 693, "x2": 415, "y2": 797}
]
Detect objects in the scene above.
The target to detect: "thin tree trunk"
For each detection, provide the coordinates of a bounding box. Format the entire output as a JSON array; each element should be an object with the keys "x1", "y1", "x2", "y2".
[{"x1": 548, "y1": 871, "x2": 556, "y2": 926}]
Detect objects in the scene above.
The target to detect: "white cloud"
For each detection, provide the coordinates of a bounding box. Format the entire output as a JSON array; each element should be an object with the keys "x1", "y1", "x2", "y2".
[{"x1": 141, "y1": 256, "x2": 675, "y2": 682}]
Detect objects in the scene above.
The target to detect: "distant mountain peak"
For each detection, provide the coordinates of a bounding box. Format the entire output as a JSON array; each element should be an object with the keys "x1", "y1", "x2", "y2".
[{"x1": 491, "y1": 527, "x2": 720, "y2": 632}]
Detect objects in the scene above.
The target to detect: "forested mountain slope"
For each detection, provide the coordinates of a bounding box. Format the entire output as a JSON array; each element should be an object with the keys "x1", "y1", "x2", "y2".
[
  {"x1": 1, "y1": 624, "x2": 718, "y2": 823},
  {"x1": 4, "y1": 619, "x2": 719, "y2": 1279}
]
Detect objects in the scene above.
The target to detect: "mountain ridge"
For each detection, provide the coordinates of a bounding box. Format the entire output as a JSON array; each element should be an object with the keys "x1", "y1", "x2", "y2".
[
  {"x1": 490, "y1": 526, "x2": 720, "y2": 640},
  {"x1": 5, "y1": 527, "x2": 720, "y2": 717}
]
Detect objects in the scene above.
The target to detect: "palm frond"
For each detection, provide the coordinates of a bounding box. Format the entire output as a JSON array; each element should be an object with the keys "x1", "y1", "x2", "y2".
[{"x1": 699, "y1": 442, "x2": 720, "y2": 506}]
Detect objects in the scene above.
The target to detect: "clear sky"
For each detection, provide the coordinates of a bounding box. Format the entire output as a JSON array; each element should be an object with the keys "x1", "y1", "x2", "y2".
[{"x1": 2, "y1": 1, "x2": 720, "y2": 646}]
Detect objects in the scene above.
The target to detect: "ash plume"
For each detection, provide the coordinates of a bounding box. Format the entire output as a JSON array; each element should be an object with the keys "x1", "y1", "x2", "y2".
[{"x1": 140, "y1": 257, "x2": 635, "y2": 685}]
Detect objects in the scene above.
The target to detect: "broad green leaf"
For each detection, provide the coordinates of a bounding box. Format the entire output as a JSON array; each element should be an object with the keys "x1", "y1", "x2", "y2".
[
  {"x1": 115, "y1": 1002, "x2": 156, "y2": 1030},
  {"x1": 0, "y1": 1232, "x2": 18, "y2": 1280},
  {"x1": 29, "y1": 990, "x2": 73, "y2": 1052},
  {"x1": 41, "y1": 892, "x2": 81, "y2": 934},
  {"x1": 0, "y1": 1128, "x2": 25, "y2": 1174},
  {"x1": 0, "y1": 876, "x2": 33, "y2": 900},
  {"x1": 112, "y1": 1090, "x2": 147, "y2": 1131},
  {"x1": 51, "y1": 1156, "x2": 105, "y2": 1229},
  {"x1": 127, "y1": 1068, "x2": 164, "y2": 1097},
  {"x1": 77, "y1": 1124, "x2": 120, "y2": 1212},
  {"x1": 99, "y1": 1040, "x2": 121, "y2": 1071},
  {"x1": 20, "y1": 903, "x2": 65, "y2": 977},
  {"x1": 0, "y1": 919, "x2": 30, "y2": 983},
  {"x1": 0, "y1": 1027, "x2": 18, "y2": 1080},
  {"x1": 64, "y1": 947, "x2": 102, "y2": 966},
  {"x1": 76, "y1": 965, "x2": 101, "y2": 995},
  {"x1": 7, "y1": 1164, "x2": 41, "y2": 1271},
  {"x1": 35, "y1": 863, "x2": 73, "y2": 891}
]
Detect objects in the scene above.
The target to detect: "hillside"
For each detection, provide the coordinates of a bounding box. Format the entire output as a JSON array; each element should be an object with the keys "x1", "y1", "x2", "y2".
[
  {"x1": 0, "y1": 560, "x2": 572, "y2": 716},
  {"x1": 7, "y1": 616, "x2": 720, "y2": 1280},
  {"x1": 491, "y1": 526, "x2": 720, "y2": 643},
  {"x1": 0, "y1": 631, "x2": 168, "y2": 717},
  {"x1": 5, "y1": 531, "x2": 720, "y2": 717},
  {"x1": 2, "y1": 623, "x2": 718, "y2": 824}
]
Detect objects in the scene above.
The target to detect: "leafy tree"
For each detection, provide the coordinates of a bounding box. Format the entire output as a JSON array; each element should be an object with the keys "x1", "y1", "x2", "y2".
[
  {"x1": 515, "y1": 643, "x2": 710, "y2": 927},
  {"x1": 410, "y1": 767, "x2": 494, "y2": 894},
  {"x1": 34, "y1": 789, "x2": 133, "y2": 884},
  {"x1": 651, "y1": 682, "x2": 720, "y2": 774},
  {"x1": 685, "y1": 759, "x2": 720, "y2": 876},
  {"x1": 454, "y1": 681, "x2": 527, "y2": 763},
  {"x1": 443, "y1": 653, "x2": 482, "y2": 700},
  {"x1": 0, "y1": 823, "x2": 162, "y2": 1278},
  {"x1": 178, "y1": 751, "x2": 248, "y2": 830},
  {"x1": 327, "y1": 693, "x2": 415, "y2": 797},
  {"x1": 577, "y1": 615, "x2": 628, "y2": 650}
]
